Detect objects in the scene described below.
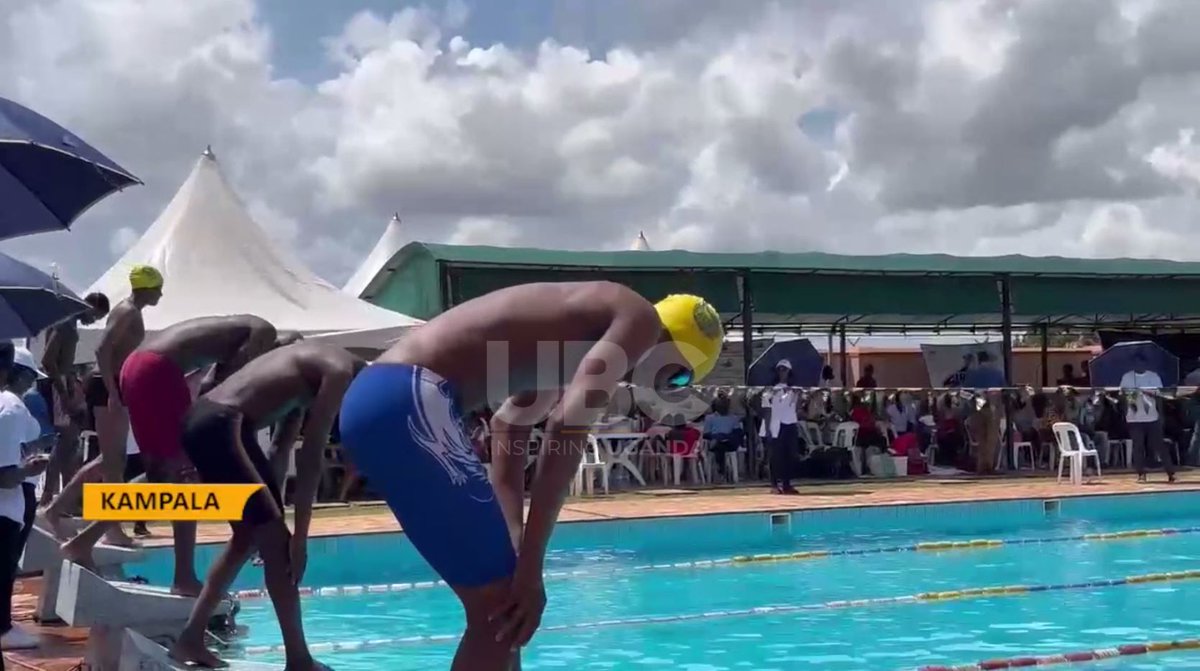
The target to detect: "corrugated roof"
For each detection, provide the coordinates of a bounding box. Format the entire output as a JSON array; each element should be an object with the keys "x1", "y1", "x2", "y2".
[{"x1": 409, "y1": 242, "x2": 1200, "y2": 277}]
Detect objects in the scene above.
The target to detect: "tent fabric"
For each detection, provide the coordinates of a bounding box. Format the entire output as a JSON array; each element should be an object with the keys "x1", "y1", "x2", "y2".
[
  {"x1": 74, "y1": 149, "x2": 421, "y2": 363},
  {"x1": 1087, "y1": 341, "x2": 1180, "y2": 387},
  {"x1": 343, "y1": 213, "x2": 408, "y2": 298},
  {"x1": 629, "y1": 231, "x2": 651, "y2": 251},
  {"x1": 365, "y1": 242, "x2": 1200, "y2": 329}
]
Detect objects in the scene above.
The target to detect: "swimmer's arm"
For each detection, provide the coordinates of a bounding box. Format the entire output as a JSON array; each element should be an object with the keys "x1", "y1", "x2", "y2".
[
  {"x1": 490, "y1": 392, "x2": 551, "y2": 550},
  {"x1": 292, "y1": 371, "x2": 351, "y2": 541},
  {"x1": 522, "y1": 317, "x2": 659, "y2": 567},
  {"x1": 268, "y1": 410, "x2": 304, "y2": 489},
  {"x1": 42, "y1": 329, "x2": 65, "y2": 394}
]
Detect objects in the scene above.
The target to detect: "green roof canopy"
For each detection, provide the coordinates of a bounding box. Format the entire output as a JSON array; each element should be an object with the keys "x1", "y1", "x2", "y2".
[{"x1": 362, "y1": 242, "x2": 1200, "y2": 332}]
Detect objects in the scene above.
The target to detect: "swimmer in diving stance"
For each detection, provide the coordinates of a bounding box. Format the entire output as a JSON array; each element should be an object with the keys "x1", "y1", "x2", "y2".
[
  {"x1": 169, "y1": 340, "x2": 364, "y2": 670},
  {"x1": 338, "y1": 282, "x2": 725, "y2": 670},
  {"x1": 51, "y1": 315, "x2": 278, "y2": 597}
]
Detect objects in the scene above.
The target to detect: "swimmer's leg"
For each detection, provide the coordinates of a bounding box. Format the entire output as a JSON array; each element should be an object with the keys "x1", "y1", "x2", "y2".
[
  {"x1": 452, "y1": 581, "x2": 518, "y2": 671},
  {"x1": 171, "y1": 523, "x2": 255, "y2": 669},
  {"x1": 146, "y1": 457, "x2": 202, "y2": 596}
]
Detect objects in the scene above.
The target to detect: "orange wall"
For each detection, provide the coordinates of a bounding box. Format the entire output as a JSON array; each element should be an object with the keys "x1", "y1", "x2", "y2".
[{"x1": 824, "y1": 347, "x2": 1099, "y2": 387}]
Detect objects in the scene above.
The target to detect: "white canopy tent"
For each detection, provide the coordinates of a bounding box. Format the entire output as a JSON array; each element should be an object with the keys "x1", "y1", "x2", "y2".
[
  {"x1": 66, "y1": 148, "x2": 422, "y2": 363},
  {"x1": 342, "y1": 213, "x2": 407, "y2": 298},
  {"x1": 630, "y1": 231, "x2": 652, "y2": 251}
]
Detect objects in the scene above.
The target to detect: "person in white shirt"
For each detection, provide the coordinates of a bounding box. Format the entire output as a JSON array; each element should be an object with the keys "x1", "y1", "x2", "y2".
[
  {"x1": 759, "y1": 360, "x2": 799, "y2": 494},
  {"x1": 0, "y1": 344, "x2": 54, "y2": 650},
  {"x1": 1120, "y1": 352, "x2": 1173, "y2": 483}
]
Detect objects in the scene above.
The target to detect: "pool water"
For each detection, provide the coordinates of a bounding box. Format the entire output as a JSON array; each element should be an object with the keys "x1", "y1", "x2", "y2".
[{"x1": 131, "y1": 491, "x2": 1200, "y2": 670}]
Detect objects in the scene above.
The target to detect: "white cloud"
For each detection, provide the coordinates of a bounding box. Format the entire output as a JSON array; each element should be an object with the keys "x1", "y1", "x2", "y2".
[{"x1": 5, "y1": 0, "x2": 1200, "y2": 295}]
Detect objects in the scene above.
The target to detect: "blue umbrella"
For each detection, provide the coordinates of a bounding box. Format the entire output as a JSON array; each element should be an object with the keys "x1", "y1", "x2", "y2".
[
  {"x1": 0, "y1": 252, "x2": 88, "y2": 338},
  {"x1": 0, "y1": 96, "x2": 140, "y2": 240},
  {"x1": 748, "y1": 338, "x2": 825, "y2": 387}
]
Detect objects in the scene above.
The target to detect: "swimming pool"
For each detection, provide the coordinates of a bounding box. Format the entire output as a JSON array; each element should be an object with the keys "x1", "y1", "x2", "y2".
[{"x1": 131, "y1": 491, "x2": 1200, "y2": 669}]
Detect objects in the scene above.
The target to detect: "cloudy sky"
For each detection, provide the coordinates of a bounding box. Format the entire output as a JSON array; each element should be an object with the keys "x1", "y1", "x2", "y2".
[{"x1": 4, "y1": 0, "x2": 1200, "y2": 294}]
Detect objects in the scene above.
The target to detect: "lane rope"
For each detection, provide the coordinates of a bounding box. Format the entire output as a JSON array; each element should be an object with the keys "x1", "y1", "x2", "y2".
[
  {"x1": 917, "y1": 637, "x2": 1200, "y2": 670},
  {"x1": 229, "y1": 525, "x2": 1200, "y2": 602},
  {"x1": 236, "y1": 568, "x2": 1200, "y2": 657}
]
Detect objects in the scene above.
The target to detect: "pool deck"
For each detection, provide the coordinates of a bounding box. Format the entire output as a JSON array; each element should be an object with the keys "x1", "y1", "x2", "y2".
[{"x1": 8, "y1": 470, "x2": 1200, "y2": 671}]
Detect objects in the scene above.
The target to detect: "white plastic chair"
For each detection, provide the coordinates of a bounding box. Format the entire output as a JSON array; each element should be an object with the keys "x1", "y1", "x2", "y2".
[
  {"x1": 571, "y1": 435, "x2": 611, "y2": 496},
  {"x1": 672, "y1": 427, "x2": 708, "y2": 486},
  {"x1": 1009, "y1": 424, "x2": 1036, "y2": 470},
  {"x1": 1053, "y1": 422, "x2": 1101, "y2": 485},
  {"x1": 832, "y1": 422, "x2": 861, "y2": 475},
  {"x1": 803, "y1": 421, "x2": 827, "y2": 451}
]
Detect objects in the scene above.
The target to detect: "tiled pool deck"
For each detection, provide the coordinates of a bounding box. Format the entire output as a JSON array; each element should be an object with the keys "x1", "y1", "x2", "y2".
[{"x1": 8, "y1": 471, "x2": 1200, "y2": 670}]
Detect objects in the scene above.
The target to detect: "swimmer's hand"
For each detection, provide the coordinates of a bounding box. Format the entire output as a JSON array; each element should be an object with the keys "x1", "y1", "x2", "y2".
[
  {"x1": 489, "y1": 560, "x2": 546, "y2": 651},
  {"x1": 289, "y1": 534, "x2": 308, "y2": 585},
  {"x1": 20, "y1": 454, "x2": 50, "y2": 477}
]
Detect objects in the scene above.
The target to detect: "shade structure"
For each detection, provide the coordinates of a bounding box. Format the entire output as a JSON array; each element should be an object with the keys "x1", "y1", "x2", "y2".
[
  {"x1": 72, "y1": 147, "x2": 421, "y2": 363},
  {"x1": 343, "y1": 213, "x2": 408, "y2": 298},
  {"x1": 0, "y1": 96, "x2": 140, "y2": 240},
  {"x1": 0, "y1": 252, "x2": 87, "y2": 338}
]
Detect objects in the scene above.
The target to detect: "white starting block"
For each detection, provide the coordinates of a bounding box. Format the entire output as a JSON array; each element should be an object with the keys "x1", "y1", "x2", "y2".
[
  {"x1": 120, "y1": 629, "x2": 280, "y2": 671},
  {"x1": 57, "y1": 561, "x2": 233, "y2": 670},
  {"x1": 21, "y1": 524, "x2": 145, "y2": 622}
]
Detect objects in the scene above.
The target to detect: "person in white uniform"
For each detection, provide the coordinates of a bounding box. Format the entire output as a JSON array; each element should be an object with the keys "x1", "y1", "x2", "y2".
[
  {"x1": 1120, "y1": 351, "x2": 1174, "y2": 483},
  {"x1": 760, "y1": 359, "x2": 800, "y2": 494},
  {"x1": 0, "y1": 345, "x2": 54, "y2": 650}
]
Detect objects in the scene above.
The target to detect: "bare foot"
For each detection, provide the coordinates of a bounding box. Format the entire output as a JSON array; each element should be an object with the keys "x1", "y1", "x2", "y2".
[
  {"x1": 36, "y1": 509, "x2": 71, "y2": 542},
  {"x1": 103, "y1": 526, "x2": 138, "y2": 547},
  {"x1": 60, "y1": 539, "x2": 97, "y2": 572},
  {"x1": 171, "y1": 577, "x2": 205, "y2": 598},
  {"x1": 133, "y1": 522, "x2": 151, "y2": 537},
  {"x1": 169, "y1": 639, "x2": 228, "y2": 669}
]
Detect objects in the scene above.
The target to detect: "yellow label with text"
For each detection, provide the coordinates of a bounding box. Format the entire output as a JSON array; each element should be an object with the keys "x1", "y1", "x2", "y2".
[{"x1": 82, "y1": 483, "x2": 264, "y2": 521}]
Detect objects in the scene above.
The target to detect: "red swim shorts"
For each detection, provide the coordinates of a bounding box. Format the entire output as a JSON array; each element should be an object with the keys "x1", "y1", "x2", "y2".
[{"x1": 119, "y1": 351, "x2": 191, "y2": 461}]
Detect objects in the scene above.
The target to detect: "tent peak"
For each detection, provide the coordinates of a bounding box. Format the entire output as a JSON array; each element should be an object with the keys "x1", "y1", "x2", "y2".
[
  {"x1": 202, "y1": 145, "x2": 215, "y2": 160},
  {"x1": 391, "y1": 212, "x2": 402, "y2": 223}
]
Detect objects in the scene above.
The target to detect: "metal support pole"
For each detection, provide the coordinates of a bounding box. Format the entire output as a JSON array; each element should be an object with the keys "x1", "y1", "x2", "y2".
[
  {"x1": 839, "y1": 323, "x2": 849, "y2": 386},
  {"x1": 1000, "y1": 277, "x2": 1014, "y2": 467},
  {"x1": 739, "y1": 272, "x2": 754, "y2": 385},
  {"x1": 1040, "y1": 322, "x2": 1049, "y2": 388}
]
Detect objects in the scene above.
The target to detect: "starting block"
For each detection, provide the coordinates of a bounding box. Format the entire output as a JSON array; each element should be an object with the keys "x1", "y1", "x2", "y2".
[
  {"x1": 21, "y1": 524, "x2": 144, "y2": 622},
  {"x1": 119, "y1": 629, "x2": 279, "y2": 671},
  {"x1": 57, "y1": 561, "x2": 234, "y2": 670}
]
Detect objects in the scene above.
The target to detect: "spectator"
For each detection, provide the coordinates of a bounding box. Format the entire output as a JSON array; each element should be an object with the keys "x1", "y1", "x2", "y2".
[
  {"x1": 1079, "y1": 360, "x2": 1092, "y2": 387},
  {"x1": 819, "y1": 365, "x2": 835, "y2": 388},
  {"x1": 702, "y1": 393, "x2": 743, "y2": 483},
  {"x1": 1057, "y1": 364, "x2": 1078, "y2": 387},
  {"x1": 963, "y1": 351, "x2": 1006, "y2": 388},
  {"x1": 887, "y1": 393, "x2": 915, "y2": 435},
  {"x1": 0, "y1": 344, "x2": 53, "y2": 650},
  {"x1": 849, "y1": 395, "x2": 885, "y2": 449},
  {"x1": 759, "y1": 360, "x2": 799, "y2": 494},
  {"x1": 1121, "y1": 352, "x2": 1173, "y2": 483},
  {"x1": 856, "y1": 364, "x2": 877, "y2": 389}
]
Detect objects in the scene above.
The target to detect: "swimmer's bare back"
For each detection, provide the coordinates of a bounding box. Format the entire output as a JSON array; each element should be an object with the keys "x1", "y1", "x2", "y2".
[
  {"x1": 203, "y1": 341, "x2": 359, "y2": 426},
  {"x1": 140, "y1": 314, "x2": 275, "y2": 371},
  {"x1": 376, "y1": 281, "x2": 661, "y2": 410},
  {"x1": 99, "y1": 298, "x2": 146, "y2": 379}
]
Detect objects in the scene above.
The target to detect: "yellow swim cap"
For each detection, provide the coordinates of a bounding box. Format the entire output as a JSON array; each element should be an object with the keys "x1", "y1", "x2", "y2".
[
  {"x1": 654, "y1": 294, "x2": 725, "y2": 383},
  {"x1": 129, "y1": 264, "x2": 163, "y2": 291}
]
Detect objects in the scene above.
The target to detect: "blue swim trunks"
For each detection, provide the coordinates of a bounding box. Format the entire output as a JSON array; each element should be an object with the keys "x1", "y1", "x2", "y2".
[{"x1": 338, "y1": 364, "x2": 516, "y2": 588}]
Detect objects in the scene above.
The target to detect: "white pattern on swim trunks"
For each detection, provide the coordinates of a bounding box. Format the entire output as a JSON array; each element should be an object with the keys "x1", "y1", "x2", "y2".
[{"x1": 407, "y1": 370, "x2": 492, "y2": 501}]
